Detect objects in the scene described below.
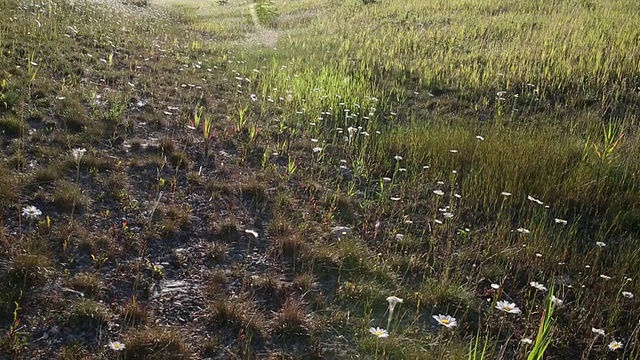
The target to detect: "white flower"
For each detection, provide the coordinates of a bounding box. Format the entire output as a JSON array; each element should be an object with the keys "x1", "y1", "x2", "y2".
[
  {"x1": 551, "y1": 295, "x2": 564, "y2": 306},
  {"x1": 490, "y1": 283, "x2": 500, "y2": 290},
  {"x1": 600, "y1": 274, "x2": 612, "y2": 280},
  {"x1": 312, "y1": 147, "x2": 322, "y2": 153},
  {"x1": 433, "y1": 190, "x2": 445, "y2": 196},
  {"x1": 527, "y1": 195, "x2": 544, "y2": 205},
  {"x1": 495, "y1": 300, "x2": 521, "y2": 314},
  {"x1": 608, "y1": 339, "x2": 623, "y2": 351},
  {"x1": 369, "y1": 327, "x2": 389, "y2": 338},
  {"x1": 521, "y1": 338, "x2": 533, "y2": 344},
  {"x1": 72, "y1": 147, "x2": 87, "y2": 162},
  {"x1": 394, "y1": 155, "x2": 403, "y2": 161},
  {"x1": 592, "y1": 327, "x2": 605, "y2": 336},
  {"x1": 530, "y1": 282, "x2": 547, "y2": 292},
  {"x1": 386, "y1": 296, "x2": 403, "y2": 311},
  {"x1": 554, "y1": 218, "x2": 568, "y2": 225},
  {"x1": 108, "y1": 341, "x2": 125, "y2": 351},
  {"x1": 432, "y1": 314, "x2": 457, "y2": 328},
  {"x1": 244, "y1": 229, "x2": 259, "y2": 238},
  {"x1": 476, "y1": 135, "x2": 485, "y2": 141},
  {"x1": 443, "y1": 212, "x2": 454, "y2": 219},
  {"x1": 449, "y1": 149, "x2": 458, "y2": 153},
  {"x1": 21, "y1": 205, "x2": 42, "y2": 219},
  {"x1": 622, "y1": 291, "x2": 634, "y2": 299},
  {"x1": 596, "y1": 241, "x2": 606, "y2": 247},
  {"x1": 501, "y1": 191, "x2": 512, "y2": 196},
  {"x1": 516, "y1": 228, "x2": 531, "y2": 234}
]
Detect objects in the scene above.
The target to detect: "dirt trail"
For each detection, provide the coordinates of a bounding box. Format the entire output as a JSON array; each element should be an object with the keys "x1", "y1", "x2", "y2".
[
  {"x1": 248, "y1": 2, "x2": 278, "y2": 48},
  {"x1": 152, "y1": 0, "x2": 278, "y2": 48}
]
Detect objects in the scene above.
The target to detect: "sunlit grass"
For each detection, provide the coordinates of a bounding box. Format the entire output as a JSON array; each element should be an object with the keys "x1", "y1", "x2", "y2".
[{"x1": 1, "y1": 0, "x2": 639, "y2": 358}]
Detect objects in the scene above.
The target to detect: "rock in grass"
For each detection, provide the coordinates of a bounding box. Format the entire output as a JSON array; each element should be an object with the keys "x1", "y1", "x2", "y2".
[{"x1": 331, "y1": 226, "x2": 352, "y2": 239}]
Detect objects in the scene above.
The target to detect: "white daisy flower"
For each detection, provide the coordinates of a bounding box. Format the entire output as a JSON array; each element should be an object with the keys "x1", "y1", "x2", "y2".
[
  {"x1": 592, "y1": 327, "x2": 605, "y2": 336},
  {"x1": 432, "y1": 314, "x2": 457, "y2": 328},
  {"x1": 530, "y1": 282, "x2": 547, "y2": 292},
  {"x1": 521, "y1": 338, "x2": 533, "y2": 344},
  {"x1": 72, "y1": 147, "x2": 87, "y2": 162},
  {"x1": 596, "y1": 242, "x2": 606, "y2": 247},
  {"x1": 21, "y1": 205, "x2": 42, "y2": 219},
  {"x1": 495, "y1": 300, "x2": 521, "y2": 314},
  {"x1": 527, "y1": 195, "x2": 544, "y2": 205},
  {"x1": 108, "y1": 341, "x2": 125, "y2": 351},
  {"x1": 386, "y1": 296, "x2": 403, "y2": 310},
  {"x1": 433, "y1": 190, "x2": 445, "y2": 196},
  {"x1": 622, "y1": 291, "x2": 634, "y2": 299},
  {"x1": 244, "y1": 229, "x2": 259, "y2": 238},
  {"x1": 554, "y1": 218, "x2": 568, "y2": 225},
  {"x1": 369, "y1": 327, "x2": 389, "y2": 338},
  {"x1": 551, "y1": 295, "x2": 564, "y2": 306},
  {"x1": 608, "y1": 339, "x2": 623, "y2": 351}
]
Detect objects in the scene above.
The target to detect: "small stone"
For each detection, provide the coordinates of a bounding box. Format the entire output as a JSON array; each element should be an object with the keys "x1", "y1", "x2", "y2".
[{"x1": 331, "y1": 226, "x2": 352, "y2": 239}]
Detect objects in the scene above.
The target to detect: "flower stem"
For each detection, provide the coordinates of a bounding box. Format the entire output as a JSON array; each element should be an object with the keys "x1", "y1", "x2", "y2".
[{"x1": 375, "y1": 338, "x2": 379, "y2": 360}]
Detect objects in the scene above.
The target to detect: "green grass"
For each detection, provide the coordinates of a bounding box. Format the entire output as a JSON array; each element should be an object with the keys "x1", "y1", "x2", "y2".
[{"x1": 1, "y1": 0, "x2": 640, "y2": 358}]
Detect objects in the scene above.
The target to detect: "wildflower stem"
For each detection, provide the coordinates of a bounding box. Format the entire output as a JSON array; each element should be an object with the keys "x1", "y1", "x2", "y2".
[
  {"x1": 71, "y1": 161, "x2": 80, "y2": 222},
  {"x1": 374, "y1": 338, "x2": 379, "y2": 360}
]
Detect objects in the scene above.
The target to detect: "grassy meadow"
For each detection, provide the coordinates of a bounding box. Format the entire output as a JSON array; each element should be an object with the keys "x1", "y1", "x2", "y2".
[{"x1": 1, "y1": 0, "x2": 639, "y2": 358}]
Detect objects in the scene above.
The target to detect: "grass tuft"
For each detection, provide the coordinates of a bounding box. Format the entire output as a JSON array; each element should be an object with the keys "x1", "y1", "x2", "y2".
[{"x1": 123, "y1": 328, "x2": 191, "y2": 360}]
